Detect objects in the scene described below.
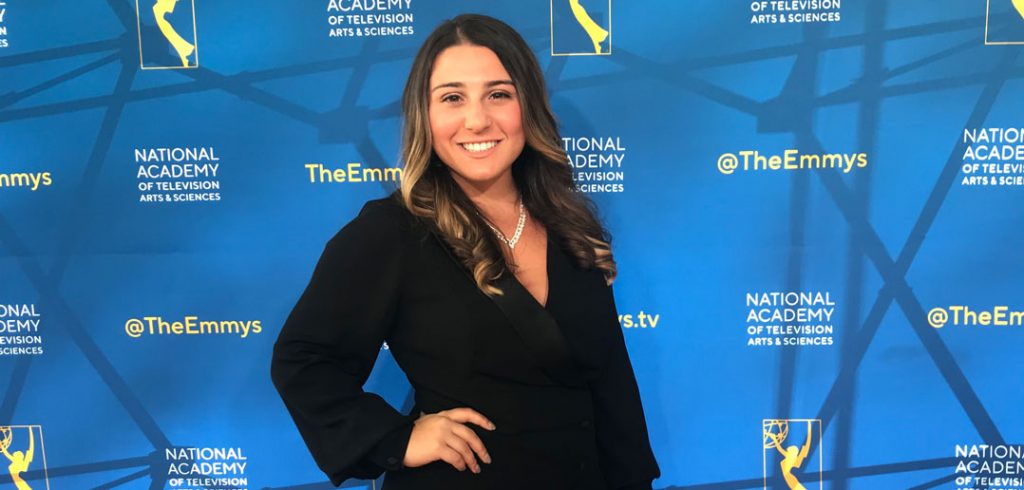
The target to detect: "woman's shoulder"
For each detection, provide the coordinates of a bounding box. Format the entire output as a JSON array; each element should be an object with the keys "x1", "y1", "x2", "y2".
[
  {"x1": 334, "y1": 190, "x2": 421, "y2": 243},
  {"x1": 358, "y1": 190, "x2": 406, "y2": 218},
  {"x1": 319, "y1": 192, "x2": 419, "y2": 268}
]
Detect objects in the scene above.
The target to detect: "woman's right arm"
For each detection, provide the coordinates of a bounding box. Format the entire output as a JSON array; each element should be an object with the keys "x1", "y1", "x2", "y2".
[{"x1": 270, "y1": 200, "x2": 414, "y2": 486}]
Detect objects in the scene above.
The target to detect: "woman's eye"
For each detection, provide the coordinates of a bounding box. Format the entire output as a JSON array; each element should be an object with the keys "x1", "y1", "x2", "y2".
[{"x1": 440, "y1": 92, "x2": 512, "y2": 103}]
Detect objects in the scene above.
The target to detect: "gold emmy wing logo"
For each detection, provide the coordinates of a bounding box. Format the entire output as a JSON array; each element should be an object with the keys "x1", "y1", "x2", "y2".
[
  {"x1": 135, "y1": 0, "x2": 199, "y2": 69},
  {"x1": 550, "y1": 0, "x2": 612, "y2": 56},
  {"x1": 0, "y1": 426, "x2": 48, "y2": 490},
  {"x1": 762, "y1": 419, "x2": 822, "y2": 490},
  {"x1": 985, "y1": 0, "x2": 1024, "y2": 45}
]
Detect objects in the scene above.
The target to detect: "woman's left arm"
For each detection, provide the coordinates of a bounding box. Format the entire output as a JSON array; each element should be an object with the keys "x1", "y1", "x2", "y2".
[{"x1": 589, "y1": 279, "x2": 661, "y2": 490}]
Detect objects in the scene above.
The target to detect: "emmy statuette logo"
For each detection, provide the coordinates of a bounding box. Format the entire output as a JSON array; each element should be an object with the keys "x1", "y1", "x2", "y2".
[
  {"x1": 550, "y1": 0, "x2": 612, "y2": 56},
  {"x1": 0, "y1": 426, "x2": 48, "y2": 490},
  {"x1": 135, "y1": 0, "x2": 199, "y2": 69},
  {"x1": 762, "y1": 419, "x2": 822, "y2": 490},
  {"x1": 986, "y1": 0, "x2": 1024, "y2": 45}
]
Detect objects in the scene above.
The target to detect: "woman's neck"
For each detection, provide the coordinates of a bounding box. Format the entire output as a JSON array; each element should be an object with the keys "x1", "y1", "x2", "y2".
[{"x1": 450, "y1": 169, "x2": 520, "y2": 218}]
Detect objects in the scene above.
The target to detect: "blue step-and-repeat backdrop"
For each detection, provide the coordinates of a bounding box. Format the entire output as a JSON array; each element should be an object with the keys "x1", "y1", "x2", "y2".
[{"x1": 2, "y1": 1, "x2": 1024, "y2": 489}]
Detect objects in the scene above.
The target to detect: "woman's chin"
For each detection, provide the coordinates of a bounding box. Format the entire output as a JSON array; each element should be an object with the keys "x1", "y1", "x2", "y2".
[{"x1": 449, "y1": 168, "x2": 510, "y2": 188}]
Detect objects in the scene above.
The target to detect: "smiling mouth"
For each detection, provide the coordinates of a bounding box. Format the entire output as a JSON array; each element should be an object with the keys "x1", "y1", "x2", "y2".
[{"x1": 458, "y1": 140, "x2": 500, "y2": 153}]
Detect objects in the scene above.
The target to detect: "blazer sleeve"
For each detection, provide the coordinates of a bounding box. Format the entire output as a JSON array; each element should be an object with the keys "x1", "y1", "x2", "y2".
[
  {"x1": 270, "y1": 200, "x2": 415, "y2": 487},
  {"x1": 590, "y1": 280, "x2": 661, "y2": 490}
]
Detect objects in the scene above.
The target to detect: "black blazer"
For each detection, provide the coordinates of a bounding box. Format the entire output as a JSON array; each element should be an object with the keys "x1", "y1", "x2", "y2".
[{"x1": 270, "y1": 192, "x2": 660, "y2": 490}]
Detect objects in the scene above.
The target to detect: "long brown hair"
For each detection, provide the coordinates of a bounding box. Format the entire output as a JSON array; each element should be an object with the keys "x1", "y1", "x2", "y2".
[{"x1": 399, "y1": 13, "x2": 616, "y2": 296}]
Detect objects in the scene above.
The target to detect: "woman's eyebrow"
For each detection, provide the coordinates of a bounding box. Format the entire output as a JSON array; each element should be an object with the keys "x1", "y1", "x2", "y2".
[{"x1": 430, "y1": 80, "x2": 515, "y2": 93}]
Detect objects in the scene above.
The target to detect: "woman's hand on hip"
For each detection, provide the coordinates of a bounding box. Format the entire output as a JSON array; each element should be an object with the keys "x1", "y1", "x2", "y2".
[{"x1": 403, "y1": 407, "x2": 496, "y2": 473}]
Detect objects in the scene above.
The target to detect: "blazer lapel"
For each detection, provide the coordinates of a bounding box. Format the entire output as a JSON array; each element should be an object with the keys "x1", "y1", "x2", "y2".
[{"x1": 424, "y1": 225, "x2": 585, "y2": 387}]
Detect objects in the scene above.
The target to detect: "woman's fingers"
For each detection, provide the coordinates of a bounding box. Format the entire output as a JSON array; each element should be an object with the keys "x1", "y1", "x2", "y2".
[
  {"x1": 439, "y1": 407, "x2": 497, "y2": 430},
  {"x1": 404, "y1": 407, "x2": 495, "y2": 472},
  {"x1": 444, "y1": 432, "x2": 481, "y2": 473},
  {"x1": 450, "y1": 422, "x2": 492, "y2": 464},
  {"x1": 438, "y1": 445, "x2": 467, "y2": 471}
]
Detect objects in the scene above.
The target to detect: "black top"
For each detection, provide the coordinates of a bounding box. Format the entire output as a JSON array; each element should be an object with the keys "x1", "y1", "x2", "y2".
[{"x1": 271, "y1": 192, "x2": 660, "y2": 489}]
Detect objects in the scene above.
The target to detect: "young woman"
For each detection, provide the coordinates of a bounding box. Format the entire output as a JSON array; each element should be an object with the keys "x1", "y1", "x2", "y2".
[{"x1": 271, "y1": 13, "x2": 660, "y2": 490}]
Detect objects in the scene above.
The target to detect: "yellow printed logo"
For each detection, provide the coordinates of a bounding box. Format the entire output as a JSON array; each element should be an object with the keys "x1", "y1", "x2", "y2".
[
  {"x1": 304, "y1": 163, "x2": 402, "y2": 184},
  {"x1": 985, "y1": 0, "x2": 1024, "y2": 45},
  {"x1": 927, "y1": 305, "x2": 1024, "y2": 329},
  {"x1": 0, "y1": 172, "x2": 52, "y2": 191},
  {"x1": 0, "y1": 425, "x2": 49, "y2": 490},
  {"x1": 762, "y1": 419, "x2": 822, "y2": 490},
  {"x1": 135, "y1": 0, "x2": 199, "y2": 69},
  {"x1": 124, "y1": 316, "x2": 262, "y2": 339},
  {"x1": 550, "y1": 0, "x2": 611, "y2": 56}
]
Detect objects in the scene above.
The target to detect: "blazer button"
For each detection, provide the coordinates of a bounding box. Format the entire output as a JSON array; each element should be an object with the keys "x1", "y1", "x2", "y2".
[
  {"x1": 386, "y1": 456, "x2": 399, "y2": 466},
  {"x1": 580, "y1": 419, "x2": 591, "y2": 428}
]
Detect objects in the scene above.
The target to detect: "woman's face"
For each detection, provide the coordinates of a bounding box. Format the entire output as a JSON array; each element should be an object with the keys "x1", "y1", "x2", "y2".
[{"x1": 428, "y1": 44, "x2": 525, "y2": 189}]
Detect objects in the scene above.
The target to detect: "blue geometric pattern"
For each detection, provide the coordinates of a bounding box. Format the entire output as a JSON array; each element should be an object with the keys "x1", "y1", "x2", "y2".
[{"x1": 1, "y1": 1, "x2": 1023, "y2": 488}]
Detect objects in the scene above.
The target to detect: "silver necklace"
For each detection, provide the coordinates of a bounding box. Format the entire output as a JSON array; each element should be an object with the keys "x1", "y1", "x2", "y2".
[{"x1": 483, "y1": 198, "x2": 527, "y2": 249}]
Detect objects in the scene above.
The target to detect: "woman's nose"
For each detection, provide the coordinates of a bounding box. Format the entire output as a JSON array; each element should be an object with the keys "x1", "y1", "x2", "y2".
[{"x1": 463, "y1": 101, "x2": 491, "y2": 131}]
